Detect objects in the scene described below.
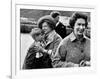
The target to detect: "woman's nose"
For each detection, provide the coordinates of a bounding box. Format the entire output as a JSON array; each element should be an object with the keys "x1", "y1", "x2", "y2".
[
  {"x1": 42, "y1": 27, "x2": 45, "y2": 30},
  {"x1": 80, "y1": 25, "x2": 84, "y2": 29}
]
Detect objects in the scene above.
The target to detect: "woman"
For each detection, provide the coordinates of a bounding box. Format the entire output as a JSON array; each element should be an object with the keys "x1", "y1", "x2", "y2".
[
  {"x1": 37, "y1": 15, "x2": 62, "y2": 65},
  {"x1": 53, "y1": 12, "x2": 90, "y2": 68}
]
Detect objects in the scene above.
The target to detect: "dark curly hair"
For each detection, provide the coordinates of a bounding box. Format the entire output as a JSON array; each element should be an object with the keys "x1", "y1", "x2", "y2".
[{"x1": 69, "y1": 12, "x2": 88, "y2": 29}]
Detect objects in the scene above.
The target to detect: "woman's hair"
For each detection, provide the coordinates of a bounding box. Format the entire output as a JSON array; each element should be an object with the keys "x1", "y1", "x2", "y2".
[
  {"x1": 39, "y1": 19, "x2": 55, "y2": 30},
  {"x1": 69, "y1": 12, "x2": 88, "y2": 29},
  {"x1": 38, "y1": 15, "x2": 56, "y2": 30}
]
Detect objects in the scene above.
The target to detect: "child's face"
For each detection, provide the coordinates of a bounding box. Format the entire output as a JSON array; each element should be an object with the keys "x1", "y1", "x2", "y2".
[{"x1": 34, "y1": 33, "x2": 43, "y2": 42}]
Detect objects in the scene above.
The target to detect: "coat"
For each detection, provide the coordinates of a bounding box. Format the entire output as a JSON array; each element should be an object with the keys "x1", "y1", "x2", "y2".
[
  {"x1": 44, "y1": 30, "x2": 62, "y2": 60},
  {"x1": 22, "y1": 30, "x2": 62, "y2": 69},
  {"x1": 22, "y1": 41, "x2": 53, "y2": 69},
  {"x1": 55, "y1": 22, "x2": 67, "y2": 39}
]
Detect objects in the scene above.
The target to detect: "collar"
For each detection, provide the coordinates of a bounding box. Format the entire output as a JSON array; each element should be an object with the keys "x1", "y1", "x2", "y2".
[
  {"x1": 56, "y1": 21, "x2": 60, "y2": 26},
  {"x1": 69, "y1": 32, "x2": 76, "y2": 42},
  {"x1": 45, "y1": 30, "x2": 56, "y2": 45},
  {"x1": 47, "y1": 30, "x2": 56, "y2": 39},
  {"x1": 70, "y1": 32, "x2": 87, "y2": 42}
]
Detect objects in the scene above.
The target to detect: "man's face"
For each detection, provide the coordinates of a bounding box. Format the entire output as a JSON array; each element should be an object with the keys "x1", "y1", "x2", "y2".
[
  {"x1": 54, "y1": 16, "x2": 59, "y2": 23},
  {"x1": 74, "y1": 18, "x2": 86, "y2": 36},
  {"x1": 42, "y1": 22, "x2": 52, "y2": 34}
]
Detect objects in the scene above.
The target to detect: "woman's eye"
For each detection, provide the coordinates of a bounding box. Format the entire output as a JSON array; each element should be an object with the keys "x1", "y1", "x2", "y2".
[
  {"x1": 82, "y1": 24, "x2": 85, "y2": 26},
  {"x1": 77, "y1": 24, "x2": 80, "y2": 26},
  {"x1": 77, "y1": 23, "x2": 85, "y2": 26}
]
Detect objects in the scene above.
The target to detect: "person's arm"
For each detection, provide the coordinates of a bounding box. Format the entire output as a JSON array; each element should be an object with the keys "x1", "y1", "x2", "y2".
[
  {"x1": 52, "y1": 44, "x2": 68, "y2": 68},
  {"x1": 48, "y1": 36, "x2": 62, "y2": 57},
  {"x1": 39, "y1": 36, "x2": 62, "y2": 56},
  {"x1": 52, "y1": 43, "x2": 79, "y2": 68}
]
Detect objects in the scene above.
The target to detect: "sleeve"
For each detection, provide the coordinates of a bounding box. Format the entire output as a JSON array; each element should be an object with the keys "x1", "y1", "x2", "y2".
[
  {"x1": 52, "y1": 42, "x2": 68, "y2": 68},
  {"x1": 52, "y1": 41, "x2": 79, "y2": 68},
  {"x1": 48, "y1": 36, "x2": 62, "y2": 59},
  {"x1": 23, "y1": 43, "x2": 38, "y2": 64}
]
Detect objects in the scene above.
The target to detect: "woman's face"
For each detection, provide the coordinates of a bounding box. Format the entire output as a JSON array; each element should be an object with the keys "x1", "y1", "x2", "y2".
[
  {"x1": 74, "y1": 18, "x2": 86, "y2": 36},
  {"x1": 54, "y1": 15, "x2": 59, "y2": 23},
  {"x1": 42, "y1": 22, "x2": 52, "y2": 34}
]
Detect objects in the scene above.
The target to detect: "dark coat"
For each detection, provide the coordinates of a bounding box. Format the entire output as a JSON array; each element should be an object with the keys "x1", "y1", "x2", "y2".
[
  {"x1": 55, "y1": 22, "x2": 67, "y2": 39},
  {"x1": 22, "y1": 42, "x2": 53, "y2": 69}
]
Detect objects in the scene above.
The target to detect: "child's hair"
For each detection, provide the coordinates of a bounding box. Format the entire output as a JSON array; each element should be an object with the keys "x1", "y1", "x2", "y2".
[{"x1": 30, "y1": 28, "x2": 42, "y2": 39}]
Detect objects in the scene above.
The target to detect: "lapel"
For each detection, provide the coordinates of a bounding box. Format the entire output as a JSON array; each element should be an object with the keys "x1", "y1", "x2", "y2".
[
  {"x1": 45, "y1": 31, "x2": 56, "y2": 46},
  {"x1": 56, "y1": 21, "x2": 60, "y2": 26},
  {"x1": 70, "y1": 32, "x2": 87, "y2": 43}
]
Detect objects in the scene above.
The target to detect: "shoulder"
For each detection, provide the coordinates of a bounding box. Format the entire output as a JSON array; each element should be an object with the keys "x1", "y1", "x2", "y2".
[
  {"x1": 54, "y1": 32, "x2": 62, "y2": 40},
  {"x1": 59, "y1": 35, "x2": 71, "y2": 47},
  {"x1": 85, "y1": 38, "x2": 90, "y2": 46},
  {"x1": 28, "y1": 42, "x2": 35, "y2": 49},
  {"x1": 84, "y1": 35, "x2": 90, "y2": 43},
  {"x1": 58, "y1": 22, "x2": 64, "y2": 25}
]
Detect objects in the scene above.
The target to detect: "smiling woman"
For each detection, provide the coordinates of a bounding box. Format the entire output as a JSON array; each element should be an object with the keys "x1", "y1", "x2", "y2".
[
  {"x1": 37, "y1": 15, "x2": 62, "y2": 63},
  {"x1": 53, "y1": 12, "x2": 90, "y2": 68},
  {"x1": 74, "y1": 18, "x2": 86, "y2": 36}
]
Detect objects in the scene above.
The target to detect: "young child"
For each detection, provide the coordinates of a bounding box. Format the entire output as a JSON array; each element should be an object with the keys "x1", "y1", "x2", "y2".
[{"x1": 22, "y1": 28, "x2": 52, "y2": 69}]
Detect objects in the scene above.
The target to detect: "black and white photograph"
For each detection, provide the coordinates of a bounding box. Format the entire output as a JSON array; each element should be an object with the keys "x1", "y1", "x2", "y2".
[
  {"x1": 11, "y1": 3, "x2": 97, "y2": 79},
  {"x1": 1, "y1": 0, "x2": 100, "y2": 79},
  {"x1": 20, "y1": 7, "x2": 91, "y2": 69}
]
